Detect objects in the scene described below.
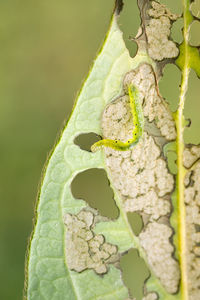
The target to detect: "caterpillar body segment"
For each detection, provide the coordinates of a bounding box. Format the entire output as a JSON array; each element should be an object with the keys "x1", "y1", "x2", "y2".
[{"x1": 91, "y1": 85, "x2": 144, "y2": 152}]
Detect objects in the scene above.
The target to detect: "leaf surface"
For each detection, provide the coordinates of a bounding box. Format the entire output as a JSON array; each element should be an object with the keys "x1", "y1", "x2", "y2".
[
  {"x1": 26, "y1": 1, "x2": 200, "y2": 300},
  {"x1": 26, "y1": 6, "x2": 139, "y2": 300}
]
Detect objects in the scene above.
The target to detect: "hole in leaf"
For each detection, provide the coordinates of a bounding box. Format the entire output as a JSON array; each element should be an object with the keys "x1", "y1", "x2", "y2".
[
  {"x1": 159, "y1": 63, "x2": 181, "y2": 112},
  {"x1": 184, "y1": 70, "x2": 200, "y2": 144},
  {"x1": 158, "y1": 0, "x2": 183, "y2": 14},
  {"x1": 74, "y1": 133, "x2": 101, "y2": 152},
  {"x1": 166, "y1": 151, "x2": 178, "y2": 175},
  {"x1": 127, "y1": 212, "x2": 143, "y2": 236},
  {"x1": 171, "y1": 17, "x2": 183, "y2": 44},
  {"x1": 120, "y1": 249, "x2": 149, "y2": 300},
  {"x1": 195, "y1": 224, "x2": 200, "y2": 232},
  {"x1": 71, "y1": 168, "x2": 119, "y2": 219},
  {"x1": 189, "y1": 20, "x2": 200, "y2": 46},
  {"x1": 191, "y1": 0, "x2": 200, "y2": 18},
  {"x1": 118, "y1": 0, "x2": 140, "y2": 57}
]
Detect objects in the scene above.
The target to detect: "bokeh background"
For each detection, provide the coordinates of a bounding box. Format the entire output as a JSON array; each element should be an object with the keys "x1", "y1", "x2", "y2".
[{"x1": 0, "y1": 0, "x2": 199, "y2": 299}]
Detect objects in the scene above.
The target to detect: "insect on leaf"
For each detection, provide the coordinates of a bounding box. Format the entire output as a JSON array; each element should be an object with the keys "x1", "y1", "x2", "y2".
[{"x1": 25, "y1": 1, "x2": 200, "y2": 300}]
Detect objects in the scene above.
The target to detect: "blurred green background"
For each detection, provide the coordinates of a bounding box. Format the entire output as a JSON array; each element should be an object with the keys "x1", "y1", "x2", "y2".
[{"x1": 0, "y1": 1, "x2": 199, "y2": 299}]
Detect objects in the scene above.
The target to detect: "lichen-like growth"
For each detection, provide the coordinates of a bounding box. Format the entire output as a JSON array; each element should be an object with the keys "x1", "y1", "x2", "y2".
[
  {"x1": 142, "y1": 293, "x2": 158, "y2": 300},
  {"x1": 139, "y1": 223, "x2": 180, "y2": 294},
  {"x1": 26, "y1": 0, "x2": 200, "y2": 299},
  {"x1": 183, "y1": 146, "x2": 200, "y2": 299},
  {"x1": 64, "y1": 209, "x2": 119, "y2": 274},
  {"x1": 146, "y1": 1, "x2": 179, "y2": 61},
  {"x1": 183, "y1": 145, "x2": 200, "y2": 169},
  {"x1": 123, "y1": 64, "x2": 176, "y2": 140},
  {"x1": 102, "y1": 63, "x2": 180, "y2": 294}
]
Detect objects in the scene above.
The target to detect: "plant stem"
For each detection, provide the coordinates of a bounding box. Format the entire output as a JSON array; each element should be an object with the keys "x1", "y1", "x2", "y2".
[
  {"x1": 175, "y1": 1, "x2": 192, "y2": 299},
  {"x1": 176, "y1": 67, "x2": 189, "y2": 300}
]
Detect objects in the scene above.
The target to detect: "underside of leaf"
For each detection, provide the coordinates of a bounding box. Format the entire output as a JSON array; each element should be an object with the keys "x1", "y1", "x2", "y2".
[{"x1": 25, "y1": 1, "x2": 200, "y2": 300}]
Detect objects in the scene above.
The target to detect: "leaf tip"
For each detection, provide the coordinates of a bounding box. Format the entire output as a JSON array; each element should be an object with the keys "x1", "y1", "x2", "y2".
[{"x1": 114, "y1": 0, "x2": 124, "y2": 16}]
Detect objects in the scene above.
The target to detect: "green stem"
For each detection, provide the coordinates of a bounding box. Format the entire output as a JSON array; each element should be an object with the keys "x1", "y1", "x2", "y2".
[
  {"x1": 175, "y1": 1, "x2": 192, "y2": 299},
  {"x1": 176, "y1": 68, "x2": 189, "y2": 300}
]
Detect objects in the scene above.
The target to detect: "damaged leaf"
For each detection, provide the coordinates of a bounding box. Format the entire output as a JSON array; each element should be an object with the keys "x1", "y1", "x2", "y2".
[{"x1": 25, "y1": 0, "x2": 200, "y2": 300}]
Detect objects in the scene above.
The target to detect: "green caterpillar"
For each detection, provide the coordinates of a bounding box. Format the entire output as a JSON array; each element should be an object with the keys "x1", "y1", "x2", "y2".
[{"x1": 91, "y1": 85, "x2": 144, "y2": 152}]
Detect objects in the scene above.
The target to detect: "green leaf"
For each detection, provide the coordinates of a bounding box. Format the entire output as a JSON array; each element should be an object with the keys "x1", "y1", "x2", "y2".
[
  {"x1": 26, "y1": 1, "x2": 200, "y2": 299},
  {"x1": 26, "y1": 5, "x2": 140, "y2": 300}
]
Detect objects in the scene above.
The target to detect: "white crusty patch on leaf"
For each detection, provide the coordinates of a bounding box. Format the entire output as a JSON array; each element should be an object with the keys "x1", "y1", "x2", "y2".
[
  {"x1": 104, "y1": 130, "x2": 172, "y2": 220},
  {"x1": 101, "y1": 63, "x2": 180, "y2": 293},
  {"x1": 148, "y1": 1, "x2": 177, "y2": 20},
  {"x1": 123, "y1": 63, "x2": 176, "y2": 140},
  {"x1": 184, "y1": 146, "x2": 200, "y2": 299},
  {"x1": 139, "y1": 222, "x2": 180, "y2": 294},
  {"x1": 102, "y1": 73, "x2": 174, "y2": 220},
  {"x1": 64, "y1": 209, "x2": 119, "y2": 274},
  {"x1": 142, "y1": 293, "x2": 158, "y2": 300},
  {"x1": 126, "y1": 293, "x2": 158, "y2": 300},
  {"x1": 145, "y1": 1, "x2": 179, "y2": 61},
  {"x1": 183, "y1": 145, "x2": 200, "y2": 169}
]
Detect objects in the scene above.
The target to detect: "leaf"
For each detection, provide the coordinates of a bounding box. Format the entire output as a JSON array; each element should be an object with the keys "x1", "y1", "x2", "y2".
[
  {"x1": 26, "y1": 1, "x2": 200, "y2": 300},
  {"x1": 25, "y1": 3, "x2": 135, "y2": 299}
]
